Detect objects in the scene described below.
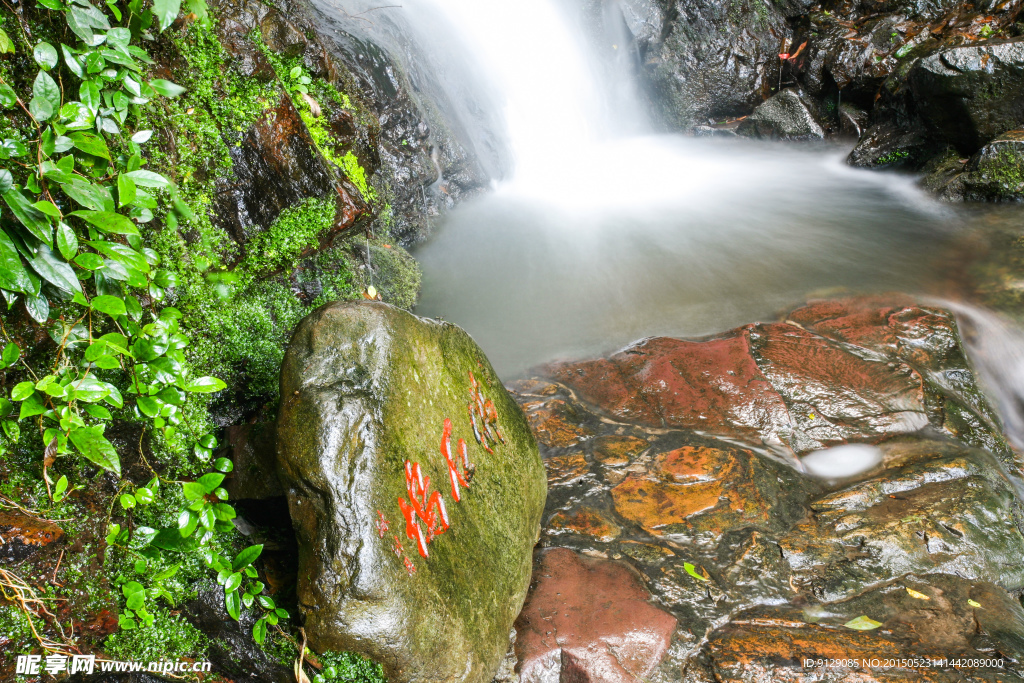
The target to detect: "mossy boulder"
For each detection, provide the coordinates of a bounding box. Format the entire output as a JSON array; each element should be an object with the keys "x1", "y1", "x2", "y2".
[
  {"x1": 276, "y1": 301, "x2": 546, "y2": 683},
  {"x1": 960, "y1": 130, "x2": 1024, "y2": 201}
]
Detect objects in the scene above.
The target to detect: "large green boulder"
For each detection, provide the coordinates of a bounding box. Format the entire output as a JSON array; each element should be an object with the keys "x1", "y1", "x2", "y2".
[{"x1": 276, "y1": 301, "x2": 546, "y2": 682}]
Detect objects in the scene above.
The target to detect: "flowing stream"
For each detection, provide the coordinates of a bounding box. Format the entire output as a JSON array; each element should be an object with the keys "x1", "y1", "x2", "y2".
[{"x1": 322, "y1": 0, "x2": 1024, "y2": 445}]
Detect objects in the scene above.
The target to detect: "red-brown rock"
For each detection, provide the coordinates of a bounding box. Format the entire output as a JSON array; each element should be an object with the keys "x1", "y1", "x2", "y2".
[
  {"x1": 546, "y1": 334, "x2": 790, "y2": 439},
  {"x1": 0, "y1": 509, "x2": 63, "y2": 564},
  {"x1": 515, "y1": 548, "x2": 677, "y2": 683}
]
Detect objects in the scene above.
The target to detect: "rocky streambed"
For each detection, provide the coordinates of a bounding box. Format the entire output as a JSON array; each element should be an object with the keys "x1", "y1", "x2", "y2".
[{"x1": 216, "y1": 294, "x2": 1024, "y2": 683}]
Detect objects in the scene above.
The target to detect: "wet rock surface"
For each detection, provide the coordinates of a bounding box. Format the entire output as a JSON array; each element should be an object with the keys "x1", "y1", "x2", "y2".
[
  {"x1": 276, "y1": 301, "x2": 546, "y2": 683},
  {"x1": 0, "y1": 509, "x2": 64, "y2": 564},
  {"x1": 737, "y1": 89, "x2": 826, "y2": 141},
  {"x1": 509, "y1": 297, "x2": 1024, "y2": 681}
]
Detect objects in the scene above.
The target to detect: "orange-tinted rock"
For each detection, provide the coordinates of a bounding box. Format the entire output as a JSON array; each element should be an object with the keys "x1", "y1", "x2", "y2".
[
  {"x1": 546, "y1": 335, "x2": 790, "y2": 439},
  {"x1": 592, "y1": 435, "x2": 649, "y2": 466},
  {"x1": 703, "y1": 574, "x2": 1024, "y2": 682},
  {"x1": 544, "y1": 452, "x2": 591, "y2": 486},
  {"x1": 515, "y1": 548, "x2": 677, "y2": 683},
  {"x1": 610, "y1": 446, "x2": 803, "y2": 538},
  {"x1": 548, "y1": 508, "x2": 621, "y2": 542},
  {"x1": 524, "y1": 399, "x2": 593, "y2": 448},
  {"x1": 0, "y1": 510, "x2": 63, "y2": 564}
]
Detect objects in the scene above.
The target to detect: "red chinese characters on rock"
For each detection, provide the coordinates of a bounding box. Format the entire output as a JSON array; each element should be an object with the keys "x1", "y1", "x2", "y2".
[
  {"x1": 441, "y1": 418, "x2": 475, "y2": 502},
  {"x1": 398, "y1": 460, "x2": 450, "y2": 558},
  {"x1": 468, "y1": 371, "x2": 505, "y2": 454}
]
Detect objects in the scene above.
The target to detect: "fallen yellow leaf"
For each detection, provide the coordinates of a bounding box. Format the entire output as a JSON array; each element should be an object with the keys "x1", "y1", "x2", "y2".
[
  {"x1": 905, "y1": 587, "x2": 930, "y2": 600},
  {"x1": 844, "y1": 615, "x2": 883, "y2": 630},
  {"x1": 968, "y1": 599, "x2": 982, "y2": 608}
]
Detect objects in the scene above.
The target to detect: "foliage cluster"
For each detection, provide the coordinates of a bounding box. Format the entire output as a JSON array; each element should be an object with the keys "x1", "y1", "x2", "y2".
[{"x1": 0, "y1": 0, "x2": 285, "y2": 662}]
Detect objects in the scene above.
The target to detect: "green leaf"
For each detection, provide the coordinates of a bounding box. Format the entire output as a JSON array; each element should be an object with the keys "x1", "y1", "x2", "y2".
[
  {"x1": 12, "y1": 381, "x2": 36, "y2": 401},
  {"x1": 122, "y1": 580, "x2": 145, "y2": 610},
  {"x1": 232, "y1": 544, "x2": 263, "y2": 572},
  {"x1": 84, "y1": 404, "x2": 112, "y2": 419},
  {"x1": 683, "y1": 562, "x2": 709, "y2": 582},
  {"x1": 29, "y1": 244, "x2": 82, "y2": 295},
  {"x1": 0, "y1": 230, "x2": 35, "y2": 295},
  {"x1": 149, "y1": 78, "x2": 185, "y2": 97},
  {"x1": 33, "y1": 42, "x2": 59, "y2": 70},
  {"x1": 224, "y1": 572, "x2": 242, "y2": 593},
  {"x1": 257, "y1": 595, "x2": 275, "y2": 610},
  {"x1": 252, "y1": 618, "x2": 267, "y2": 644},
  {"x1": 33, "y1": 70, "x2": 61, "y2": 113},
  {"x1": 118, "y1": 174, "x2": 137, "y2": 207},
  {"x1": 843, "y1": 615, "x2": 883, "y2": 630},
  {"x1": 91, "y1": 294, "x2": 127, "y2": 317},
  {"x1": 87, "y1": 240, "x2": 149, "y2": 272},
  {"x1": 74, "y1": 252, "x2": 104, "y2": 270},
  {"x1": 0, "y1": 84, "x2": 16, "y2": 109},
  {"x1": 152, "y1": 0, "x2": 182, "y2": 31},
  {"x1": 135, "y1": 487, "x2": 155, "y2": 504},
  {"x1": 69, "y1": 130, "x2": 110, "y2": 160},
  {"x1": 0, "y1": 169, "x2": 11, "y2": 194},
  {"x1": 124, "y1": 169, "x2": 171, "y2": 188},
  {"x1": 53, "y1": 474, "x2": 68, "y2": 499},
  {"x1": 0, "y1": 28, "x2": 14, "y2": 54},
  {"x1": 24, "y1": 294, "x2": 49, "y2": 324},
  {"x1": 198, "y1": 472, "x2": 224, "y2": 494},
  {"x1": 69, "y1": 424, "x2": 121, "y2": 475},
  {"x1": 120, "y1": 493, "x2": 136, "y2": 509},
  {"x1": 80, "y1": 81, "x2": 101, "y2": 114},
  {"x1": 2, "y1": 342, "x2": 20, "y2": 366},
  {"x1": 62, "y1": 45, "x2": 84, "y2": 78},
  {"x1": 182, "y1": 481, "x2": 206, "y2": 502},
  {"x1": 213, "y1": 503, "x2": 235, "y2": 520},
  {"x1": 32, "y1": 201, "x2": 61, "y2": 218},
  {"x1": 224, "y1": 588, "x2": 241, "y2": 621},
  {"x1": 2, "y1": 419, "x2": 20, "y2": 441},
  {"x1": 56, "y1": 222, "x2": 78, "y2": 260},
  {"x1": 4, "y1": 190, "x2": 53, "y2": 247},
  {"x1": 214, "y1": 457, "x2": 233, "y2": 473},
  {"x1": 136, "y1": 395, "x2": 159, "y2": 417},
  {"x1": 184, "y1": 376, "x2": 226, "y2": 393},
  {"x1": 62, "y1": 178, "x2": 112, "y2": 211},
  {"x1": 71, "y1": 210, "x2": 139, "y2": 236}
]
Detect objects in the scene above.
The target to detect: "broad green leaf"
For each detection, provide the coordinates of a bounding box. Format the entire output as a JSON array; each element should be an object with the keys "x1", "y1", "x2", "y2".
[
  {"x1": 80, "y1": 81, "x2": 101, "y2": 113},
  {"x1": 185, "y1": 376, "x2": 226, "y2": 393},
  {"x1": 29, "y1": 244, "x2": 82, "y2": 295},
  {"x1": 120, "y1": 493, "x2": 136, "y2": 509},
  {"x1": 68, "y1": 130, "x2": 110, "y2": 160},
  {"x1": 152, "y1": 0, "x2": 182, "y2": 31},
  {"x1": 11, "y1": 382, "x2": 34, "y2": 401},
  {"x1": 123, "y1": 580, "x2": 145, "y2": 610},
  {"x1": 0, "y1": 84, "x2": 16, "y2": 109},
  {"x1": 253, "y1": 618, "x2": 267, "y2": 644},
  {"x1": 24, "y1": 293, "x2": 49, "y2": 323},
  {"x1": 0, "y1": 168, "x2": 11, "y2": 193},
  {"x1": 69, "y1": 424, "x2": 121, "y2": 475},
  {"x1": 182, "y1": 481, "x2": 206, "y2": 502},
  {"x1": 91, "y1": 294, "x2": 126, "y2": 317},
  {"x1": 74, "y1": 252, "x2": 104, "y2": 270},
  {"x1": 53, "y1": 474, "x2": 68, "y2": 498},
  {"x1": 71, "y1": 210, "x2": 139, "y2": 236},
  {"x1": 149, "y1": 79, "x2": 185, "y2": 98},
  {"x1": 843, "y1": 615, "x2": 883, "y2": 630},
  {"x1": 87, "y1": 240, "x2": 149, "y2": 272},
  {"x1": 33, "y1": 70, "x2": 61, "y2": 113},
  {"x1": 131, "y1": 129, "x2": 153, "y2": 143},
  {"x1": 118, "y1": 174, "x2": 136, "y2": 207},
  {"x1": 56, "y1": 222, "x2": 79, "y2": 260},
  {"x1": 18, "y1": 391, "x2": 47, "y2": 419},
  {"x1": 29, "y1": 96, "x2": 53, "y2": 122},
  {"x1": 133, "y1": 526, "x2": 158, "y2": 546},
  {"x1": 4, "y1": 190, "x2": 53, "y2": 247},
  {"x1": 136, "y1": 395, "x2": 159, "y2": 417},
  {"x1": 0, "y1": 28, "x2": 13, "y2": 54},
  {"x1": 62, "y1": 45, "x2": 84, "y2": 78},
  {"x1": 0, "y1": 230, "x2": 35, "y2": 294},
  {"x1": 224, "y1": 572, "x2": 242, "y2": 593},
  {"x1": 2, "y1": 342, "x2": 19, "y2": 366},
  {"x1": 213, "y1": 503, "x2": 235, "y2": 520},
  {"x1": 0, "y1": 138, "x2": 28, "y2": 159},
  {"x1": 124, "y1": 169, "x2": 171, "y2": 188},
  {"x1": 135, "y1": 487, "x2": 155, "y2": 504},
  {"x1": 214, "y1": 457, "x2": 233, "y2": 473},
  {"x1": 32, "y1": 201, "x2": 61, "y2": 218},
  {"x1": 231, "y1": 544, "x2": 263, "y2": 571},
  {"x1": 33, "y1": 42, "x2": 59, "y2": 70},
  {"x1": 198, "y1": 472, "x2": 224, "y2": 493},
  {"x1": 62, "y1": 178, "x2": 112, "y2": 211},
  {"x1": 224, "y1": 588, "x2": 240, "y2": 621}
]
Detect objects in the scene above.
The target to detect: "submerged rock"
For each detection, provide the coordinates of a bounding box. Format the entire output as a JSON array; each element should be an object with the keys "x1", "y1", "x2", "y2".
[
  {"x1": 276, "y1": 302, "x2": 546, "y2": 683},
  {"x1": 0, "y1": 509, "x2": 63, "y2": 564},
  {"x1": 737, "y1": 89, "x2": 825, "y2": 141},
  {"x1": 510, "y1": 296, "x2": 1024, "y2": 680}
]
